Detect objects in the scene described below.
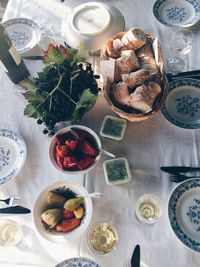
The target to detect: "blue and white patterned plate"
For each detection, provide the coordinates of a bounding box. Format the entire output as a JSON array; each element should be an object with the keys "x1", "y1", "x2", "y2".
[
  {"x1": 168, "y1": 178, "x2": 200, "y2": 252},
  {"x1": 0, "y1": 129, "x2": 26, "y2": 185},
  {"x1": 161, "y1": 78, "x2": 200, "y2": 129},
  {"x1": 153, "y1": 0, "x2": 200, "y2": 28},
  {"x1": 55, "y1": 257, "x2": 101, "y2": 267},
  {"x1": 2, "y1": 18, "x2": 41, "y2": 54}
]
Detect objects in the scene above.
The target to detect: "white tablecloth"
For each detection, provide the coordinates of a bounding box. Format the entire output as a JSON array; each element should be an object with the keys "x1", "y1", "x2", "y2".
[{"x1": 0, "y1": 0, "x2": 200, "y2": 267}]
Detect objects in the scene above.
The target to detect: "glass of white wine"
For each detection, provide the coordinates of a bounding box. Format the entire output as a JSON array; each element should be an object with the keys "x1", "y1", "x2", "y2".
[
  {"x1": 86, "y1": 222, "x2": 118, "y2": 255},
  {"x1": 135, "y1": 194, "x2": 162, "y2": 224}
]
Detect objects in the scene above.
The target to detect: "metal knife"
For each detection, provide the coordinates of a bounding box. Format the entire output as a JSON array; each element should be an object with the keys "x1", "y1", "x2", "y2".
[
  {"x1": 22, "y1": 55, "x2": 44, "y2": 60},
  {"x1": 160, "y1": 166, "x2": 200, "y2": 174},
  {"x1": 131, "y1": 244, "x2": 140, "y2": 267},
  {"x1": 0, "y1": 205, "x2": 31, "y2": 214}
]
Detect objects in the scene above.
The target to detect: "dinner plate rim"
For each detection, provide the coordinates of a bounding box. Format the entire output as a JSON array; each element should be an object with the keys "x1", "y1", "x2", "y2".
[
  {"x1": 161, "y1": 78, "x2": 200, "y2": 129},
  {"x1": 0, "y1": 129, "x2": 27, "y2": 185},
  {"x1": 153, "y1": 0, "x2": 200, "y2": 28},
  {"x1": 2, "y1": 17, "x2": 41, "y2": 54},
  {"x1": 168, "y1": 178, "x2": 200, "y2": 253},
  {"x1": 55, "y1": 256, "x2": 101, "y2": 267}
]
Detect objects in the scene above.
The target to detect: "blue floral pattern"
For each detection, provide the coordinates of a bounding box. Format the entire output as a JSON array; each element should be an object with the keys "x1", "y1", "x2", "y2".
[
  {"x1": 10, "y1": 31, "x2": 29, "y2": 47},
  {"x1": 153, "y1": 0, "x2": 200, "y2": 27},
  {"x1": 55, "y1": 257, "x2": 101, "y2": 267},
  {"x1": 0, "y1": 147, "x2": 10, "y2": 171},
  {"x1": 0, "y1": 129, "x2": 26, "y2": 185},
  {"x1": 175, "y1": 94, "x2": 200, "y2": 118},
  {"x1": 168, "y1": 178, "x2": 200, "y2": 252},
  {"x1": 187, "y1": 199, "x2": 200, "y2": 232},
  {"x1": 161, "y1": 78, "x2": 200, "y2": 129}
]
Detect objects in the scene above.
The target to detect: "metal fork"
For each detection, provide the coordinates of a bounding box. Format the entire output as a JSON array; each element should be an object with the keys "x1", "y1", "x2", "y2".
[
  {"x1": 0, "y1": 197, "x2": 20, "y2": 206},
  {"x1": 168, "y1": 173, "x2": 200, "y2": 183}
]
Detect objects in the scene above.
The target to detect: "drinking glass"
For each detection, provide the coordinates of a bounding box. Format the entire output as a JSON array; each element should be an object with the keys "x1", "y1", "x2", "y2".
[
  {"x1": 166, "y1": 29, "x2": 194, "y2": 73},
  {"x1": 135, "y1": 194, "x2": 162, "y2": 224},
  {"x1": 0, "y1": 218, "x2": 23, "y2": 246},
  {"x1": 86, "y1": 222, "x2": 118, "y2": 255}
]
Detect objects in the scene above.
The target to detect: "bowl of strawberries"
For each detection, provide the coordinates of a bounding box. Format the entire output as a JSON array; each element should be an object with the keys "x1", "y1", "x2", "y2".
[{"x1": 49, "y1": 125, "x2": 101, "y2": 175}]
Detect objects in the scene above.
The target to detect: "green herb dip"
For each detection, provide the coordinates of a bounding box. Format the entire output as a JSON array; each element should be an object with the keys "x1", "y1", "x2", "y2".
[
  {"x1": 105, "y1": 159, "x2": 129, "y2": 181},
  {"x1": 102, "y1": 118, "x2": 126, "y2": 138}
]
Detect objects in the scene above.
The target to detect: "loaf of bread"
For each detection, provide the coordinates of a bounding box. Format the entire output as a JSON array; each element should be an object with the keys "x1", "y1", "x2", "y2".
[
  {"x1": 122, "y1": 69, "x2": 150, "y2": 88},
  {"x1": 128, "y1": 81, "x2": 161, "y2": 112},
  {"x1": 122, "y1": 28, "x2": 147, "y2": 50},
  {"x1": 112, "y1": 82, "x2": 130, "y2": 105},
  {"x1": 116, "y1": 50, "x2": 140, "y2": 74}
]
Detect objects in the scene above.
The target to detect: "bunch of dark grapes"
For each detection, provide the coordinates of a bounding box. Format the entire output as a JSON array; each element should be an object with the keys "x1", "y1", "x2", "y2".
[{"x1": 35, "y1": 62, "x2": 99, "y2": 136}]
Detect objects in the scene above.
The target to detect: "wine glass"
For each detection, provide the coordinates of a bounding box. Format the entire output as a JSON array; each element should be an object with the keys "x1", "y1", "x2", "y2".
[
  {"x1": 135, "y1": 194, "x2": 162, "y2": 224},
  {"x1": 166, "y1": 29, "x2": 194, "y2": 74}
]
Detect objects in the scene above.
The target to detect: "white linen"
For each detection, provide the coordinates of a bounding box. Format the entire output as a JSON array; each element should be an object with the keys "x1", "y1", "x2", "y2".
[{"x1": 0, "y1": 0, "x2": 200, "y2": 267}]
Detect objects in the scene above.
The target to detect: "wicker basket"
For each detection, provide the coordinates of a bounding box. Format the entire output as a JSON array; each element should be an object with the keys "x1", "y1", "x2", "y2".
[{"x1": 100, "y1": 30, "x2": 168, "y2": 122}]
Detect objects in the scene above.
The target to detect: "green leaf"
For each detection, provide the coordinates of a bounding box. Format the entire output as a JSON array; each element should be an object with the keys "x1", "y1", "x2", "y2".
[
  {"x1": 72, "y1": 44, "x2": 88, "y2": 63},
  {"x1": 72, "y1": 89, "x2": 97, "y2": 122},
  {"x1": 24, "y1": 104, "x2": 42, "y2": 119},
  {"x1": 25, "y1": 92, "x2": 44, "y2": 105},
  {"x1": 19, "y1": 79, "x2": 36, "y2": 92}
]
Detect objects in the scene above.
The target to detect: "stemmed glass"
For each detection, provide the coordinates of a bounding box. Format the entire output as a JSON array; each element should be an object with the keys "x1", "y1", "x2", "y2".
[{"x1": 166, "y1": 29, "x2": 194, "y2": 73}]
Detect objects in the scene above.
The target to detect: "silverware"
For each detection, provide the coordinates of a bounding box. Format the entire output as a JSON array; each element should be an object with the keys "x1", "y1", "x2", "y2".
[
  {"x1": 160, "y1": 166, "x2": 200, "y2": 174},
  {"x1": 167, "y1": 70, "x2": 200, "y2": 81},
  {"x1": 131, "y1": 244, "x2": 140, "y2": 267},
  {"x1": 77, "y1": 192, "x2": 102, "y2": 198},
  {"x1": 23, "y1": 55, "x2": 44, "y2": 60},
  {"x1": 0, "y1": 196, "x2": 20, "y2": 206},
  {"x1": 168, "y1": 173, "x2": 200, "y2": 183},
  {"x1": 0, "y1": 205, "x2": 31, "y2": 214}
]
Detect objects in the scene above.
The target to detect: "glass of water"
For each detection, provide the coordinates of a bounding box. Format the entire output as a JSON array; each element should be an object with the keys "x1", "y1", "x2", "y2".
[
  {"x1": 135, "y1": 194, "x2": 162, "y2": 224},
  {"x1": 166, "y1": 28, "x2": 194, "y2": 73}
]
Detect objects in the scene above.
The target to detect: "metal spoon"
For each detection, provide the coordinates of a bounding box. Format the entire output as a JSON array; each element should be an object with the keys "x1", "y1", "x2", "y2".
[
  {"x1": 98, "y1": 147, "x2": 116, "y2": 158},
  {"x1": 77, "y1": 192, "x2": 102, "y2": 198}
]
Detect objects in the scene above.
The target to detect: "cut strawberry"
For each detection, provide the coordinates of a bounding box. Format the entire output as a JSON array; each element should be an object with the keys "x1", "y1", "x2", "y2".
[
  {"x1": 56, "y1": 145, "x2": 68, "y2": 157},
  {"x1": 79, "y1": 140, "x2": 98, "y2": 156},
  {"x1": 63, "y1": 156, "x2": 78, "y2": 169},
  {"x1": 63, "y1": 209, "x2": 74, "y2": 219},
  {"x1": 55, "y1": 133, "x2": 68, "y2": 145},
  {"x1": 56, "y1": 154, "x2": 64, "y2": 169},
  {"x1": 77, "y1": 157, "x2": 95, "y2": 170},
  {"x1": 56, "y1": 218, "x2": 80, "y2": 232},
  {"x1": 65, "y1": 138, "x2": 78, "y2": 151}
]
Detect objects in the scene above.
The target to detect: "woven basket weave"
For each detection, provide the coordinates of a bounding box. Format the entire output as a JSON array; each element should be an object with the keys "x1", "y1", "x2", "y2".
[{"x1": 101, "y1": 30, "x2": 168, "y2": 122}]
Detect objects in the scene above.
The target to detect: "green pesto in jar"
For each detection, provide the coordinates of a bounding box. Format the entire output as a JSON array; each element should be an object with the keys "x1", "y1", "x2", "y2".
[{"x1": 105, "y1": 159, "x2": 129, "y2": 181}]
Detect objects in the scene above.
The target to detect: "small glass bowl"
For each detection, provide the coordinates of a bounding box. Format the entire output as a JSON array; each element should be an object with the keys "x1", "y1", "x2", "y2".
[
  {"x1": 103, "y1": 157, "x2": 132, "y2": 185},
  {"x1": 0, "y1": 219, "x2": 23, "y2": 246},
  {"x1": 100, "y1": 115, "x2": 127, "y2": 141},
  {"x1": 86, "y1": 222, "x2": 118, "y2": 255},
  {"x1": 135, "y1": 194, "x2": 162, "y2": 224}
]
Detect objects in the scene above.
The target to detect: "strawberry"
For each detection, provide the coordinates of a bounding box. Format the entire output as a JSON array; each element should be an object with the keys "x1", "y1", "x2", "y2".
[
  {"x1": 56, "y1": 145, "x2": 68, "y2": 157},
  {"x1": 77, "y1": 157, "x2": 95, "y2": 170},
  {"x1": 79, "y1": 140, "x2": 98, "y2": 156},
  {"x1": 65, "y1": 138, "x2": 78, "y2": 151},
  {"x1": 55, "y1": 134, "x2": 68, "y2": 145},
  {"x1": 56, "y1": 154, "x2": 64, "y2": 169},
  {"x1": 63, "y1": 156, "x2": 77, "y2": 169},
  {"x1": 63, "y1": 209, "x2": 74, "y2": 219},
  {"x1": 56, "y1": 218, "x2": 80, "y2": 232}
]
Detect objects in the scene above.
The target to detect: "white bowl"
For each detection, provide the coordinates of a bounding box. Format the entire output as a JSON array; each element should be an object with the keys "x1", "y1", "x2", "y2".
[
  {"x1": 33, "y1": 180, "x2": 93, "y2": 243},
  {"x1": 49, "y1": 125, "x2": 101, "y2": 175},
  {"x1": 61, "y1": 2, "x2": 125, "y2": 51}
]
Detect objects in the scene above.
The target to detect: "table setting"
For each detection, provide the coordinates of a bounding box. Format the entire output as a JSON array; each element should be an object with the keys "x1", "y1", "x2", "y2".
[{"x1": 0, "y1": 0, "x2": 200, "y2": 267}]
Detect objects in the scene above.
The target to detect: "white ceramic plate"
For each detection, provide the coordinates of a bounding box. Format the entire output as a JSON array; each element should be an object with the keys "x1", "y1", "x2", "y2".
[
  {"x1": 3, "y1": 18, "x2": 41, "y2": 54},
  {"x1": 0, "y1": 129, "x2": 26, "y2": 185},
  {"x1": 153, "y1": 0, "x2": 200, "y2": 28},
  {"x1": 55, "y1": 257, "x2": 101, "y2": 267},
  {"x1": 161, "y1": 78, "x2": 200, "y2": 129},
  {"x1": 33, "y1": 180, "x2": 93, "y2": 243},
  {"x1": 61, "y1": 2, "x2": 125, "y2": 51},
  {"x1": 168, "y1": 178, "x2": 200, "y2": 252}
]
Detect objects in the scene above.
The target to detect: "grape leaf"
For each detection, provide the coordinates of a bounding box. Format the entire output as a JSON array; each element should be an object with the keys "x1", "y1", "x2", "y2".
[
  {"x1": 19, "y1": 79, "x2": 36, "y2": 92},
  {"x1": 72, "y1": 89, "x2": 97, "y2": 122},
  {"x1": 24, "y1": 103, "x2": 42, "y2": 118}
]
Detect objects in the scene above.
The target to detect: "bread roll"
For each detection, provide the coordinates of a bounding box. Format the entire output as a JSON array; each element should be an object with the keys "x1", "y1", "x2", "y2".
[
  {"x1": 122, "y1": 28, "x2": 147, "y2": 50},
  {"x1": 136, "y1": 43, "x2": 158, "y2": 74},
  {"x1": 128, "y1": 81, "x2": 161, "y2": 112},
  {"x1": 116, "y1": 50, "x2": 140, "y2": 74},
  {"x1": 122, "y1": 69, "x2": 150, "y2": 88},
  {"x1": 112, "y1": 82, "x2": 130, "y2": 105},
  {"x1": 106, "y1": 32, "x2": 126, "y2": 59}
]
